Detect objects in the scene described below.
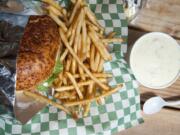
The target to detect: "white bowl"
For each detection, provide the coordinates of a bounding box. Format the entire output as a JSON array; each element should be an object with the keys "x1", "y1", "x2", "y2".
[{"x1": 130, "y1": 32, "x2": 180, "y2": 89}]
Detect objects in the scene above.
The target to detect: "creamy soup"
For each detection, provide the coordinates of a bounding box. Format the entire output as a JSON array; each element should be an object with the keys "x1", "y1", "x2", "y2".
[{"x1": 130, "y1": 32, "x2": 180, "y2": 89}]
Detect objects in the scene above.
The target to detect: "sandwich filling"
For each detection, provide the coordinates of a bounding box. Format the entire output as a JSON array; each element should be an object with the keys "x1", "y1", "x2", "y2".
[{"x1": 36, "y1": 58, "x2": 63, "y2": 91}]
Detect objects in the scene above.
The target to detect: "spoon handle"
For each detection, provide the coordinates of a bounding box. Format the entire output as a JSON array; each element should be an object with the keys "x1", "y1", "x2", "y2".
[{"x1": 166, "y1": 101, "x2": 180, "y2": 106}]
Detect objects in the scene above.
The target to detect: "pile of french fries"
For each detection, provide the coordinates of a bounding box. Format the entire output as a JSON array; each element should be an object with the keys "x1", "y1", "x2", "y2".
[{"x1": 24, "y1": 0, "x2": 123, "y2": 118}]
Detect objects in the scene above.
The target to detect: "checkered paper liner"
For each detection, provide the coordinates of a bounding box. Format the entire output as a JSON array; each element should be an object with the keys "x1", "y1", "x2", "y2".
[{"x1": 0, "y1": 0, "x2": 143, "y2": 135}]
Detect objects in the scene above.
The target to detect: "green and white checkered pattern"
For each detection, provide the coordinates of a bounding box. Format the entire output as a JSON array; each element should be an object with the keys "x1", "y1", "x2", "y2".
[{"x1": 0, "y1": 0, "x2": 143, "y2": 135}]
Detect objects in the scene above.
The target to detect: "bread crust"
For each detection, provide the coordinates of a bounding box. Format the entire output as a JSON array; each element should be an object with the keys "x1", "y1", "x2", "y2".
[{"x1": 16, "y1": 15, "x2": 60, "y2": 90}]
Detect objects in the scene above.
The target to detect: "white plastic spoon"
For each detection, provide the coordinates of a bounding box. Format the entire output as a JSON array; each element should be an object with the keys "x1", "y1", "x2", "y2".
[{"x1": 143, "y1": 96, "x2": 180, "y2": 115}]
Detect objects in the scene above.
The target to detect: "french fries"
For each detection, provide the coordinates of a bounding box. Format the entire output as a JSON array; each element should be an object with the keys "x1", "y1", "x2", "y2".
[
  {"x1": 107, "y1": 31, "x2": 116, "y2": 38},
  {"x1": 90, "y1": 45, "x2": 95, "y2": 72},
  {"x1": 64, "y1": 84, "x2": 123, "y2": 107},
  {"x1": 66, "y1": 72, "x2": 83, "y2": 99},
  {"x1": 55, "y1": 79, "x2": 107, "y2": 92},
  {"x1": 88, "y1": 30, "x2": 111, "y2": 60},
  {"x1": 59, "y1": 28, "x2": 110, "y2": 90},
  {"x1": 102, "y1": 38, "x2": 123, "y2": 43},
  {"x1": 42, "y1": 0, "x2": 66, "y2": 15},
  {"x1": 73, "y1": 73, "x2": 112, "y2": 78},
  {"x1": 23, "y1": 0, "x2": 123, "y2": 119},
  {"x1": 97, "y1": 58, "x2": 104, "y2": 72},
  {"x1": 82, "y1": 18, "x2": 87, "y2": 53},
  {"x1": 47, "y1": 5, "x2": 63, "y2": 17},
  {"x1": 68, "y1": 0, "x2": 82, "y2": 25},
  {"x1": 49, "y1": 10, "x2": 67, "y2": 32},
  {"x1": 94, "y1": 51, "x2": 100, "y2": 71}
]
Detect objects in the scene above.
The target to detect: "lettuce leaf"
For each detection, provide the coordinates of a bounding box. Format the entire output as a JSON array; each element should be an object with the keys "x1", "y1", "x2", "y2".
[{"x1": 36, "y1": 59, "x2": 63, "y2": 91}]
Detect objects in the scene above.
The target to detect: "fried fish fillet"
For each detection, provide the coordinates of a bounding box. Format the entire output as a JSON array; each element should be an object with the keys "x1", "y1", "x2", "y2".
[{"x1": 16, "y1": 15, "x2": 60, "y2": 91}]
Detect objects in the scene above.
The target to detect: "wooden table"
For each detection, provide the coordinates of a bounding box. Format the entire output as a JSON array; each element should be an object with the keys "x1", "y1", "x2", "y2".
[
  {"x1": 119, "y1": 109, "x2": 180, "y2": 135},
  {"x1": 117, "y1": 0, "x2": 180, "y2": 134}
]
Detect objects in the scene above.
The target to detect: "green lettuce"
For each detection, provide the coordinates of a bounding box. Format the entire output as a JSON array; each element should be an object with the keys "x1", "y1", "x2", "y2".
[{"x1": 36, "y1": 59, "x2": 63, "y2": 91}]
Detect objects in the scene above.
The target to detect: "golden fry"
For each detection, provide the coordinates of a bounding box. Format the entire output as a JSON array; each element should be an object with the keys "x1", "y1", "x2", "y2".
[
  {"x1": 86, "y1": 83, "x2": 94, "y2": 99},
  {"x1": 85, "y1": 36, "x2": 91, "y2": 59},
  {"x1": 69, "y1": 27, "x2": 76, "y2": 46},
  {"x1": 90, "y1": 45, "x2": 95, "y2": 72},
  {"x1": 77, "y1": 35, "x2": 82, "y2": 58},
  {"x1": 82, "y1": 18, "x2": 87, "y2": 53},
  {"x1": 88, "y1": 30, "x2": 111, "y2": 60},
  {"x1": 73, "y1": 73, "x2": 112, "y2": 78},
  {"x1": 86, "y1": 21, "x2": 99, "y2": 32},
  {"x1": 87, "y1": 51, "x2": 90, "y2": 58},
  {"x1": 54, "y1": 79, "x2": 62, "y2": 87},
  {"x1": 102, "y1": 38, "x2": 123, "y2": 43},
  {"x1": 47, "y1": 5, "x2": 63, "y2": 17},
  {"x1": 65, "y1": 58, "x2": 71, "y2": 71},
  {"x1": 71, "y1": 59, "x2": 77, "y2": 74},
  {"x1": 83, "y1": 83, "x2": 94, "y2": 116},
  {"x1": 86, "y1": 36, "x2": 91, "y2": 52},
  {"x1": 97, "y1": 58, "x2": 104, "y2": 72},
  {"x1": 72, "y1": 27, "x2": 81, "y2": 74},
  {"x1": 66, "y1": 72, "x2": 83, "y2": 99},
  {"x1": 67, "y1": 14, "x2": 79, "y2": 40},
  {"x1": 58, "y1": 72, "x2": 63, "y2": 79},
  {"x1": 97, "y1": 32, "x2": 104, "y2": 39},
  {"x1": 69, "y1": 0, "x2": 81, "y2": 25},
  {"x1": 60, "y1": 19, "x2": 79, "y2": 62},
  {"x1": 100, "y1": 29, "x2": 104, "y2": 35},
  {"x1": 55, "y1": 91, "x2": 76, "y2": 99},
  {"x1": 62, "y1": 75, "x2": 68, "y2": 85},
  {"x1": 78, "y1": 66, "x2": 86, "y2": 80},
  {"x1": 49, "y1": 11, "x2": 67, "y2": 32},
  {"x1": 71, "y1": 0, "x2": 76, "y2": 4},
  {"x1": 84, "y1": 7, "x2": 104, "y2": 31},
  {"x1": 94, "y1": 51, "x2": 100, "y2": 72},
  {"x1": 96, "y1": 97, "x2": 105, "y2": 105},
  {"x1": 107, "y1": 31, "x2": 116, "y2": 38},
  {"x1": 70, "y1": 10, "x2": 83, "y2": 74},
  {"x1": 70, "y1": 11, "x2": 82, "y2": 39},
  {"x1": 60, "y1": 49, "x2": 68, "y2": 62},
  {"x1": 84, "y1": 63, "x2": 90, "y2": 69},
  {"x1": 54, "y1": 93, "x2": 60, "y2": 98},
  {"x1": 67, "y1": 26, "x2": 73, "y2": 39},
  {"x1": 71, "y1": 35, "x2": 77, "y2": 74},
  {"x1": 43, "y1": 0, "x2": 66, "y2": 15},
  {"x1": 55, "y1": 79, "x2": 107, "y2": 92},
  {"x1": 74, "y1": 11, "x2": 84, "y2": 48},
  {"x1": 42, "y1": 0, "x2": 62, "y2": 10},
  {"x1": 64, "y1": 84, "x2": 123, "y2": 106},
  {"x1": 83, "y1": 103, "x2": 90, "y2": 116}
]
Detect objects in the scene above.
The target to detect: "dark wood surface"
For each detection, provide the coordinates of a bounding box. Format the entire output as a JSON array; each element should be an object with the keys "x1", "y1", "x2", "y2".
[{"x1": 129, "y1": 0, "x2": 180, "y2": 39}]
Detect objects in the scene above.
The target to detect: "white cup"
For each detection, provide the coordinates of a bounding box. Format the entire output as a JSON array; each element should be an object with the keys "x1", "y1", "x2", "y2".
[{"x1": 129, "y1": 32, "x2": 180, "y2": 89}]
